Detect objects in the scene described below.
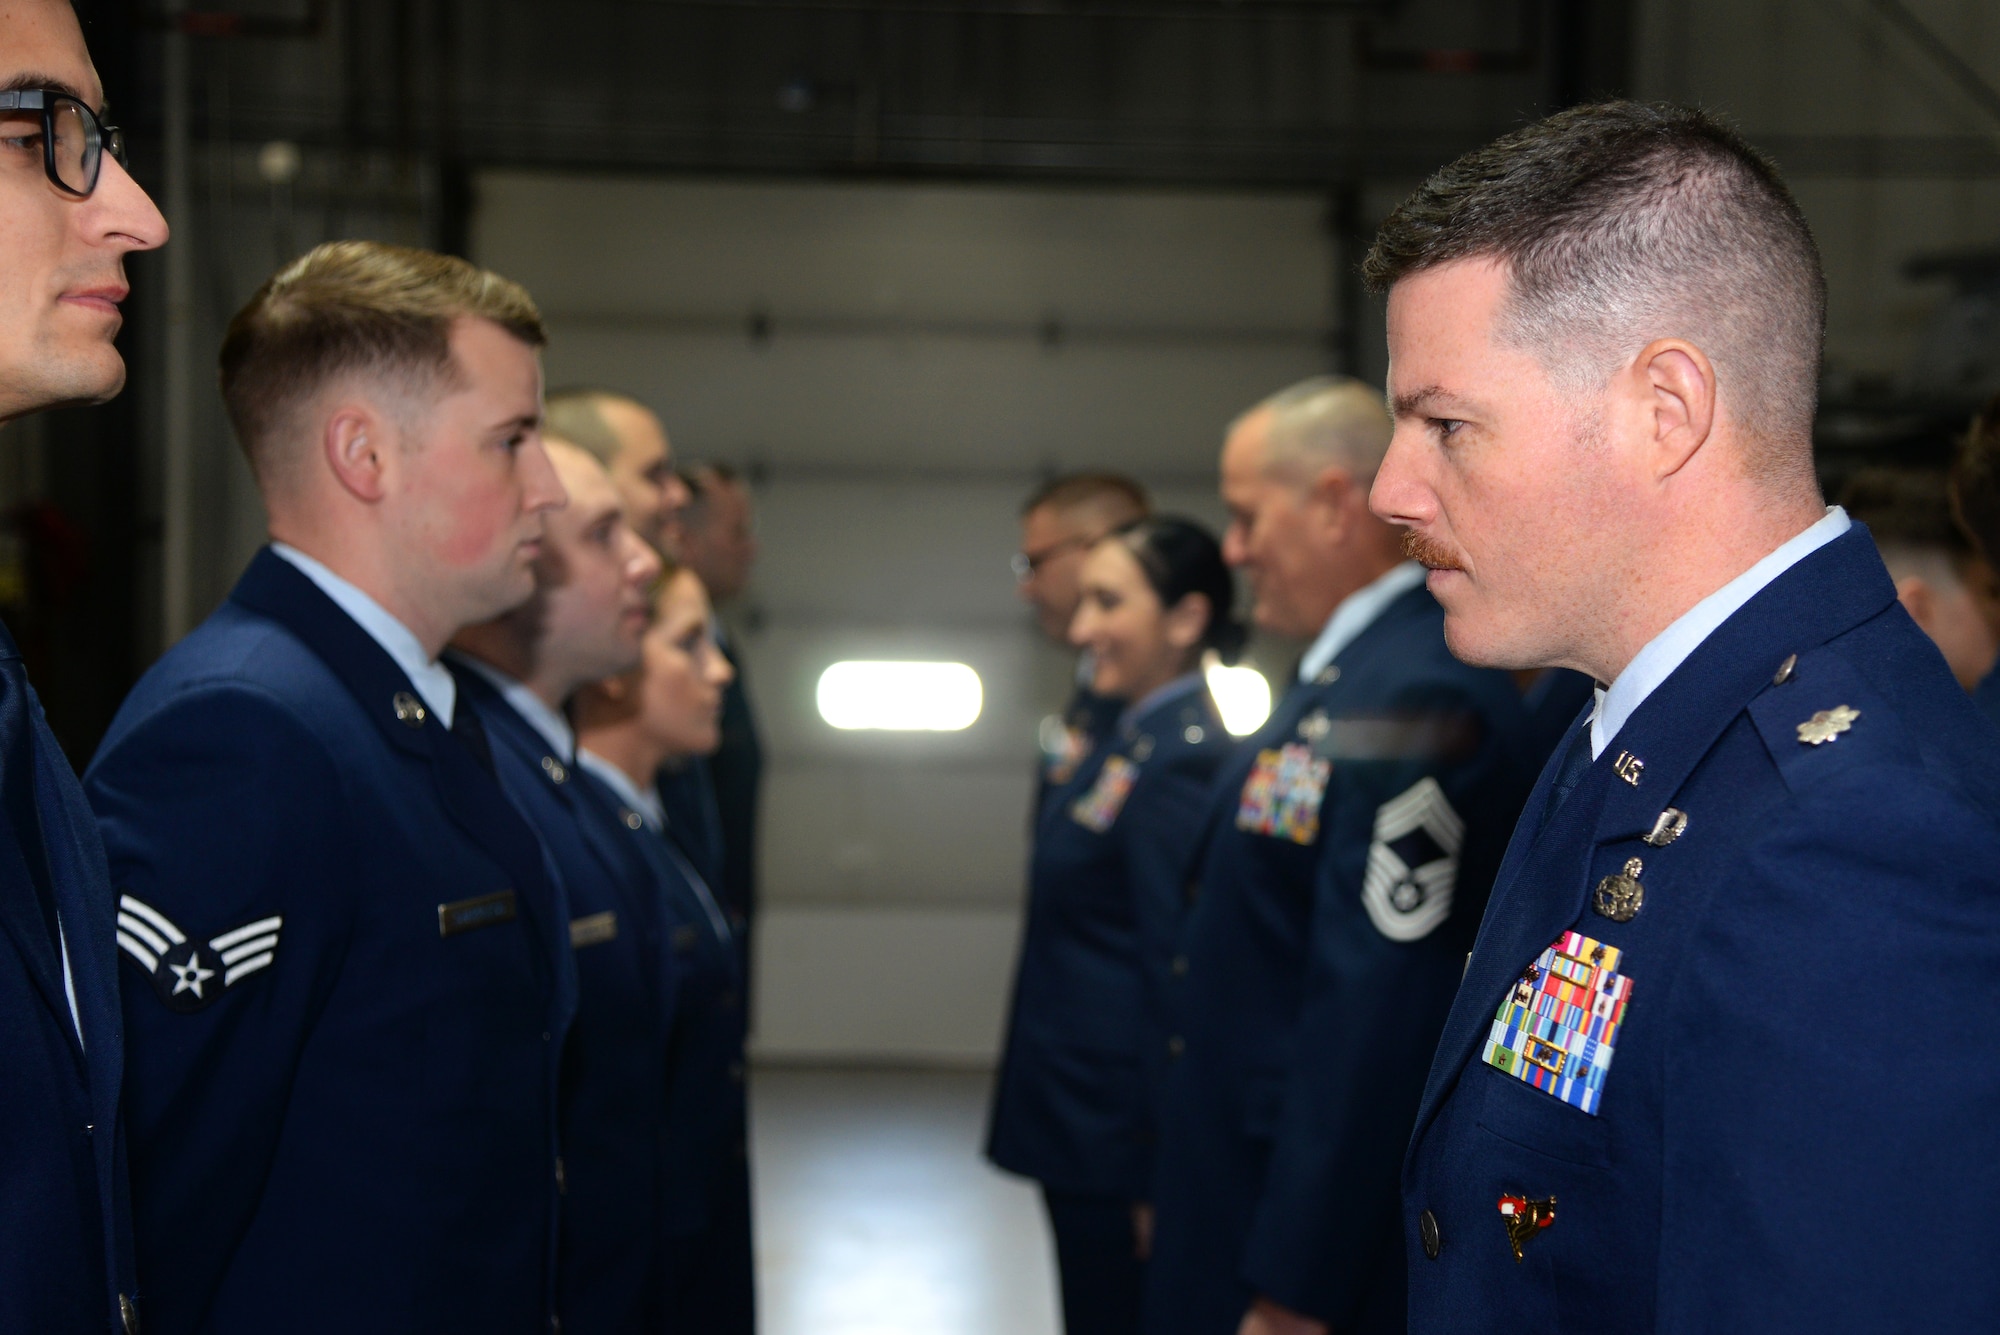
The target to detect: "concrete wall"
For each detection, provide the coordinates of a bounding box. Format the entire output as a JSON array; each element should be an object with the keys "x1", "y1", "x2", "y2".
[{"x1": 473, "y1": 173, "x2": 1333, "y2": 1062}]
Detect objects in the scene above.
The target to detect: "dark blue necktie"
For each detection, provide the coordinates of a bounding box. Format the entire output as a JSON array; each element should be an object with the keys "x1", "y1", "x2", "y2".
[
  {"x1": 0, "y1": 656, "x2": 60, "y2": 958},
  {"x1": 1540, "y1": 721, "x2": 1597, "y2": 833}
]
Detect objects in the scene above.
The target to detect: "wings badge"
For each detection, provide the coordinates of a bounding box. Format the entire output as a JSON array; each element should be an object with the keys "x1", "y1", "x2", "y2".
[{"x1": 116, "y1": 895, "x2": 283, "y2": 1013}]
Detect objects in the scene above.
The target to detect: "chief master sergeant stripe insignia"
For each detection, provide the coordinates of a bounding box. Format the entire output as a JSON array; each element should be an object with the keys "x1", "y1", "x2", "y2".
[{"x1": 115, "y1": 894, "x2": 284, "y2": 1012}]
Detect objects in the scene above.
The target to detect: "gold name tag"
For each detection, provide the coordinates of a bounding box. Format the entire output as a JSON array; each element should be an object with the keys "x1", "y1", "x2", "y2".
[
  {"x1": 438, "y1": 890, "x2": 517, "y2": 938},
  {"x1": 569, "y1": 911, "x2": 618, "y2": 949}
]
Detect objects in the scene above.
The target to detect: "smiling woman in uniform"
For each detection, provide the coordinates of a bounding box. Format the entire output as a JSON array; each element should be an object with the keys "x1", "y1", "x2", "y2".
[{"x1": 987, "y1": 516, "x2": 1243, "y2": 1335}]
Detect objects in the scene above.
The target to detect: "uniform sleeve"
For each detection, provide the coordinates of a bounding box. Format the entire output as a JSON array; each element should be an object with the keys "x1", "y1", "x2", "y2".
[
  {"x1": 1657, "y1": 770, "x2": 2000, "y2": 1330},
  {"x1": 1241, "y1": 683, "x2": 1523, "y2": 1323},
  {"x1": 1122, "y1": 749, "x2": 1226, "y2": 1159},
  {"x1": 85, "y1": 686, "x2": 355, "y2": 1327}
]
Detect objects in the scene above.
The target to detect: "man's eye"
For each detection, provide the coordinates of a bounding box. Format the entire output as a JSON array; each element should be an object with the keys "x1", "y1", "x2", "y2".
[
  {"x1": 1, "y1": 132, "x2": 44, "y2": 154},
  {"x1": 1433, "y1": 418, "x2": 1465, "y2": 440}
]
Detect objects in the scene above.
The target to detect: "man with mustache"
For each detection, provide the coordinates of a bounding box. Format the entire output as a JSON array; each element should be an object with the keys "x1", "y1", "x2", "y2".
[
  {"x1": 1370, "y1": 101, "x2": 2000, "y2": 1330},
  {"x1": 86, "y1": 242, "x2": 576, "y2": 1334},
  {"x1": 0, "y1": 3, "x2": 166, "y2": 1330},
  {"x1": 449, "y1": 439, "x2": 676, "y2": 1334},
  {"x1": 1144, "y1": 377, "x2": 1535, "y2": 1335}
]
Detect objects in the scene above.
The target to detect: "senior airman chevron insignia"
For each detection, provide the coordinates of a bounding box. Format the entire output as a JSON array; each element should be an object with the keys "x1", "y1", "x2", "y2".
[{"x1": 115, "y1": 895, "x2": 283, "y2": 1013}]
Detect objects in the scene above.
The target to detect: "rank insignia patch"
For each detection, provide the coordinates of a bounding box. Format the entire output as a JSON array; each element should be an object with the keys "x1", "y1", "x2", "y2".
[
  {"x1": 1235, "y1": 742, "x2": 1332, "y2": 845},
  {"x1": 116, "y1": 895, "x2": 283, "y2": 1013},
  {"x1": 1482, "y1": 930, "x2": 1633, "y2": 1115},
  {"x1": 1071, "y1": 756, "x2": 1139, "y2": 832},
  {"x1": 1361, "y1": 777, "x2": 1463, "y2": 941}
]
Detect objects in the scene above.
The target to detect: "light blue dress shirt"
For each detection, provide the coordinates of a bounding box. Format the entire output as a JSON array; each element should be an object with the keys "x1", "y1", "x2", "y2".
[{"x1": 1589, "y1": 506, "x2": 1851, "y2": 758}]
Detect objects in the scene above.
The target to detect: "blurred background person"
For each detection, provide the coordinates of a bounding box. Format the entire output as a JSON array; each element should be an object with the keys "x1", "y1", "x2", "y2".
[
  {"x1": 547, "y1": 388, "x2": 693, "y2": 559},
  {"x1": 0, "y1": 5, "x2": 166, "y2": 1331},
  {"x1": 1952, "y1": 394, "x2": 2000, "y2": 725},
  {"x1": 1017, "y1": 474, "x2": 1151, "y2": 799},
  {"x1": 574, "y1": 563, "x2": 754, "y2": 1335},
  {"x1": 1839, "y1": 465, "x2": 2000, "y2": 703},
  {"x1": 86, "y1": 242, "x2": 573, "y2": 1335},
  {"x1": 679, "y1": 463, "x2": 765, "y2": 964},
  {"x1": 988, "y1": 516, "x2": 1243, "y2": 1335},
  {"x1": 1145, "y1": 377, "x2": 1534, "y2": 1335},
  {"x1": 447, "y1": 438, "x2": 673, "y2": 1335}
]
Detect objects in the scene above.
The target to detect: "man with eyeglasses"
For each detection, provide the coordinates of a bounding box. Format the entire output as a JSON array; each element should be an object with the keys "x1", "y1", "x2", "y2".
[
  {"x1": 0, "y1": 5, "x2": 166, "y2": 1334},
  {"x1": 1016, "y1": 474, "x2": 1150, "y2": 804}
]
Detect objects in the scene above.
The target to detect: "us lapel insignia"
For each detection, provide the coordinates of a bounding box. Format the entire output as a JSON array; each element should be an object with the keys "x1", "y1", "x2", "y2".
[
  {"x1": 116, "y1": 895, "x2": 283, "y2": 1012},
  {"x1": 1797, "y1": 704, "x2": 1859, "y2": 746},
  {"x1": 1498, "y1": 1195, "x2": 1556, "y2": 1261},
  {"x1": 1612, "y1": 751, "x2": 1644, "y2": 786},
  {"x1": 1593, "y1": 856, "x2": 1646, "y2": 923}
]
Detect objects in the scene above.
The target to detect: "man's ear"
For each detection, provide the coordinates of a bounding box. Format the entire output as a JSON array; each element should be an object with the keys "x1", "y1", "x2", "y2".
[
  {"x1": 323, "y1": 404, "x2": 394, "y2": 503},
  {"x1": 1624, "y1": 339, "x2": 1716, "y2": 482},
  {"x1": 1305, "y1": 463, "x2": 1359, "y2": 545},
  {"x1": 1162, "y1": 591, "x2": 1211, "y2": 653}
]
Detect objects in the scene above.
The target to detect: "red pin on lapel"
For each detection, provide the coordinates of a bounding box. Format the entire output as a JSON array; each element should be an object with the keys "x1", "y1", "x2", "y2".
[{"x1": 1498, "y1": 1194, "x2": 1556, "y2": 1262}]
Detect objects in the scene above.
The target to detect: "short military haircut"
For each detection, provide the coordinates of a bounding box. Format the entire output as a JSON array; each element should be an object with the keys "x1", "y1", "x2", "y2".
[
  {"x1": 219, "y1": 241, "x2": 545, "y2": 482},
  {"x1": 1020, "y1": 472, "x2": 1150, "y2": 525},
  {"x1": 1363, "y1": 101, "x2": 1826, "y2": 459},
  {"x1": 1244, "y1": 375, "x2": 1394, "y2": 481},
  {"x1": 1838, "y1": 465, "x2": 1973, "y2": 572},
  {"x1": 544, "y1": 388, "x2": 642, "y2": 468},
  {"x1": 1952, "y1": 393, "x2": 2000, "y2": 568}
]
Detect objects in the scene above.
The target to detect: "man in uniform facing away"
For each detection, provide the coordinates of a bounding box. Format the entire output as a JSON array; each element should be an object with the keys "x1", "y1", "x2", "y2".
[
  {"x1": 1369, "y1": 102, "x2": 2000, "y2": 1330},
  {"x1": 86, "y1": 242, "x2": 577, "y2": 1335},
  {"x1": 1016, "y1": 474, "x2": 1150, "y2": 800},
  {"x1": 0, "y1": 5, "x2": 166, "y2": 1330},
  {"x1": 449, "y1": 441, "x2": 670, "y2": 1334},
  {"x1": 1144, "y1": 378, "x2": 1533, "y2": 1335}
]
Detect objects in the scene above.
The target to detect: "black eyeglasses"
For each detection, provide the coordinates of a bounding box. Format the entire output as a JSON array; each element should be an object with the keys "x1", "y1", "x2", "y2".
[{"x1": 0, "y1": 90, "x2": 125, "y2": 198}]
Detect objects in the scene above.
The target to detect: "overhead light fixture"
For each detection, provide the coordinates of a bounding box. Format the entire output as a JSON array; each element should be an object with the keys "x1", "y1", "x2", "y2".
[
  {"x1": 1205, "y1": 661, "x2": 1272, "y2": 737},
  {"x1": 817, "y1": 661, "x2": 983, "y2": 732}
]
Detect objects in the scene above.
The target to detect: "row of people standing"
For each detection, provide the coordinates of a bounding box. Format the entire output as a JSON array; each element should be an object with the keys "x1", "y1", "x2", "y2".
[
  {"x1": 0, "y1": 85, "x2": 763, "y2": 1324},
  {"x1": 988, "y1": 376, "x2": 1587, "y2": 1335}
]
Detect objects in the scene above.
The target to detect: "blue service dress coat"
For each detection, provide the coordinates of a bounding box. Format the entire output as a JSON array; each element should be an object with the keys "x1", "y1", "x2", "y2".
[
  {"x1": 0, "y1": 616, "x2": 137, "y2": 1335},
  {"x1": 1403, "y1": 525, "x2": 2000, "y2": 1332},
  {"x1": 451, "y1": 666, "x2": 682, "y2": 1335},
  {"x1": 572, "y1": 766, "x2": 755, "y2": 1335},
  {"x1": 84, "y1": 549, "x2": 577, "y2": 1335},
  {"x1": 1143, "y1": 585, "x2": 1535, "y2": 1335},
  {"x1": 989, "y1": 678, "x2": 1235, "y2": 1198},
  {"x1": 709, "y1": 634, "x2": 764, "y2": 934}
]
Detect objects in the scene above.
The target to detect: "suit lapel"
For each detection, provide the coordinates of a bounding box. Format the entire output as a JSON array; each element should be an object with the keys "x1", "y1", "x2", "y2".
[{"x1": 231, "y1": 550, "x2": 565, "y2": 981}]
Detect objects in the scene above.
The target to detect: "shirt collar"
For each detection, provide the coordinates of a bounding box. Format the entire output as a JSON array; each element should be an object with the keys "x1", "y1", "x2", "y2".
[
  {"x1": 1590, "y1": 506, "x2": 1851, "y2": 758},
  {"x1": 1298, "y1": 560, "x2": 1429, "y2": 683},
  {"x1": 1117, "y1": 670, "x2": 1206, "y2": 735},
  {"x1": 271, "y1": 542, "x2": 455, "y2": 728},
  {"x1": 448, "y1": 654, "x2": 575, "y2": 762},
  {"x1": 575, "y1": 748, "x2": 665, "y2": 831}
]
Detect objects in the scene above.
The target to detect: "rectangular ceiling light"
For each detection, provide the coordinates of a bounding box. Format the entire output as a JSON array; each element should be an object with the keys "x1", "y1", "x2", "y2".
[{"x1": 817, "y1": 661, "x2": 983, "y2": 731}]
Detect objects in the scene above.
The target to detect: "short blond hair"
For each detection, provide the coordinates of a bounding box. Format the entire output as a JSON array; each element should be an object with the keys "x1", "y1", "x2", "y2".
[{"x1": 219, "y1": 241, "x2": 546, "y2": 480}]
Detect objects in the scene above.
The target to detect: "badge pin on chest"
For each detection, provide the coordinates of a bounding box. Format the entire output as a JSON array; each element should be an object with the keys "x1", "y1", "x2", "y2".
[
  {"x1": 1498, "y1": 1195, "x2": 1556, "y2": 1261},
  {"x1": 1593, "y1": 856, "x2": 1645, "y2": 923}
]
